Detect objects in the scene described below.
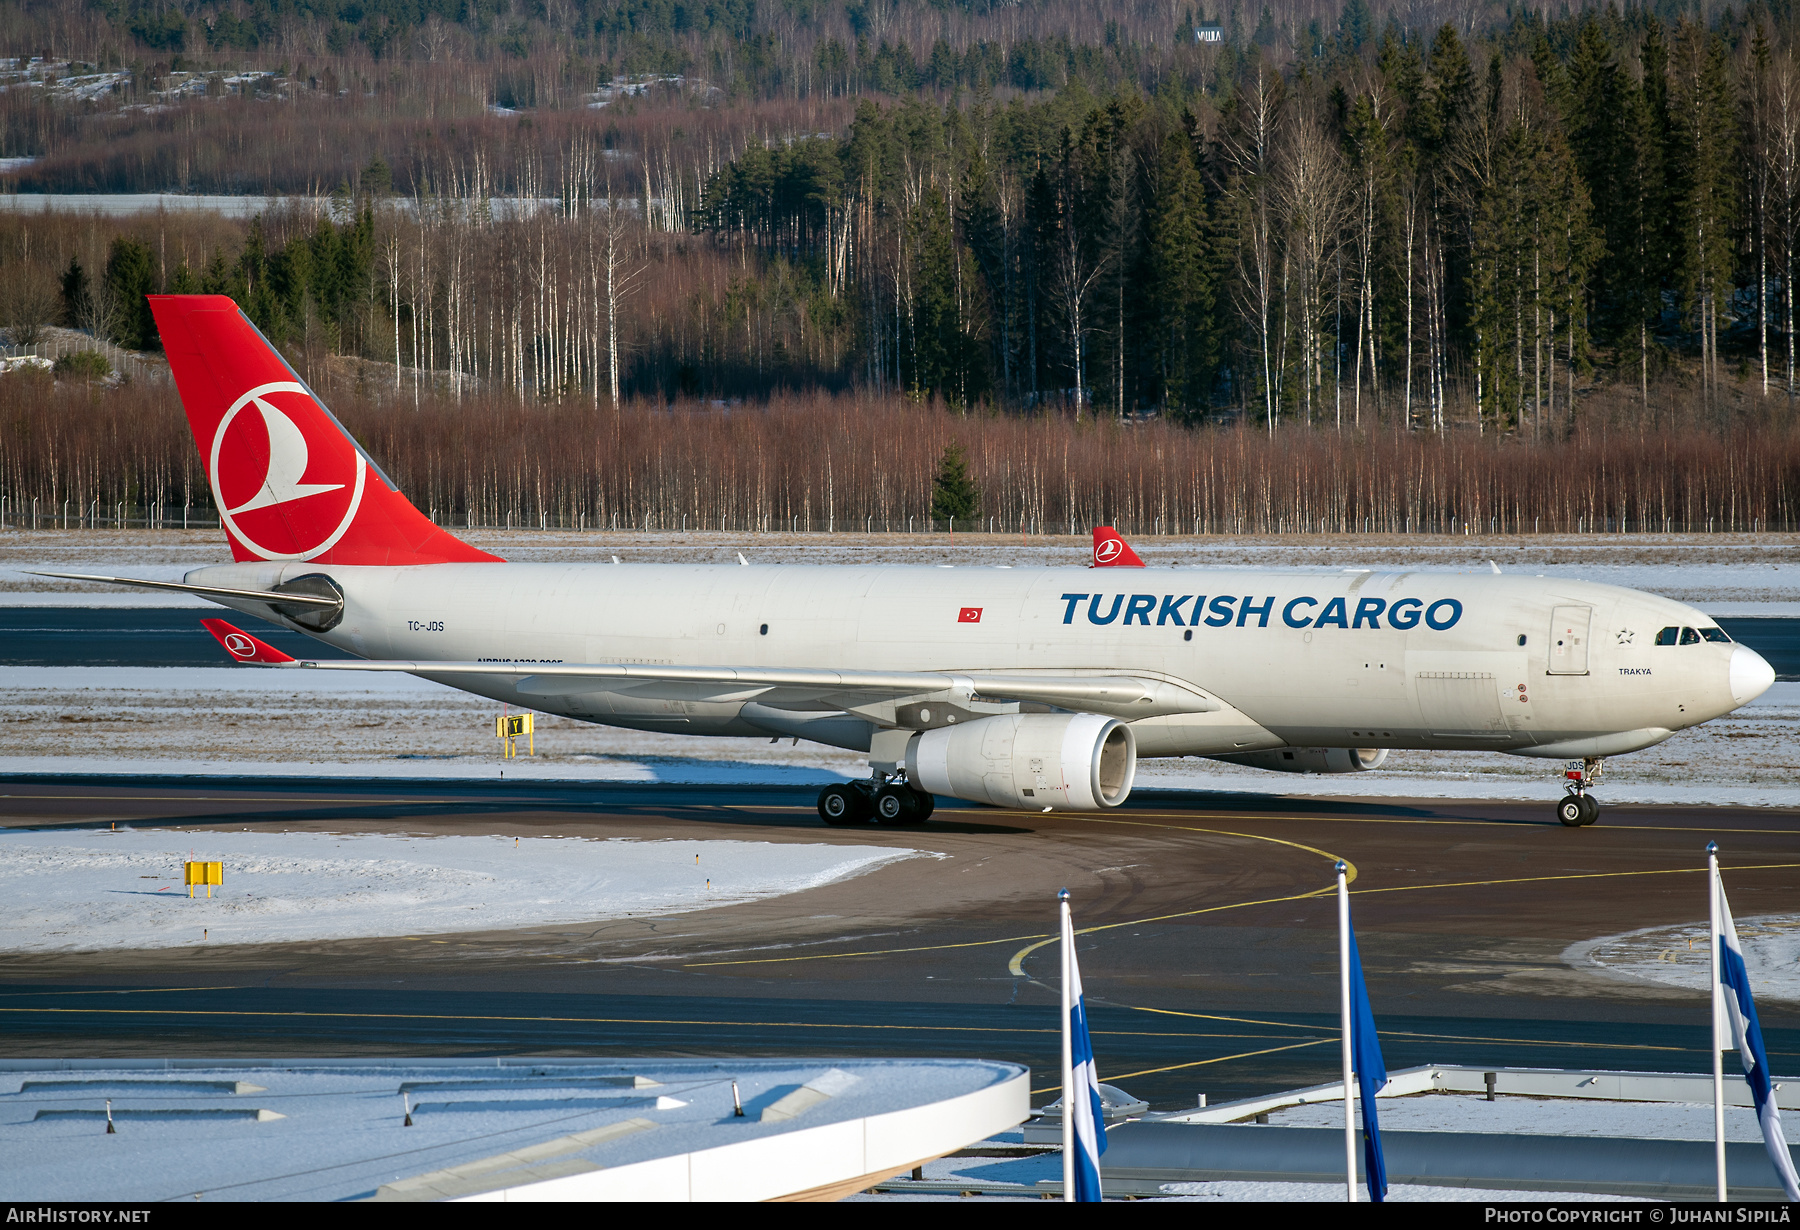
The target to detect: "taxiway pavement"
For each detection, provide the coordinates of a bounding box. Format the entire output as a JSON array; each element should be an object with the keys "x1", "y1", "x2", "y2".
[{"x1": 1, "y1": 779, "x2": 1794, "y2": 1109}]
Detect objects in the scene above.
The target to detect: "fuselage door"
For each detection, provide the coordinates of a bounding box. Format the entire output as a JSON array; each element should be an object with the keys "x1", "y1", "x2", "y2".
[{"x1": 1548, "y1": 605, "x2": 1592, "y2": 675}]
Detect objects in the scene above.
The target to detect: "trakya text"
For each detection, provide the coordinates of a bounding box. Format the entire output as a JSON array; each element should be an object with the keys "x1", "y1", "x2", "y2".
[{"x1": 1058, "y1": 593, "x2": 1465, "y2": 632}]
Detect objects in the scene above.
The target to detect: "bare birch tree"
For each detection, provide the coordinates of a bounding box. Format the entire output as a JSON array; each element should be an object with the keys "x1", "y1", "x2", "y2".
[{"x1": 1220, "y1": 62, "x2": 1284, "y2": 434}]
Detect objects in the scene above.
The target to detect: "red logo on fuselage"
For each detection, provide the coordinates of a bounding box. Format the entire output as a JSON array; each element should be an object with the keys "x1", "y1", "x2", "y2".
[
  {"x1": 210, "y1": 382, "x2": 366, "y2": 561},
  {"x1": 958, "y1": 607, "x2": 983, "y2": 623}
]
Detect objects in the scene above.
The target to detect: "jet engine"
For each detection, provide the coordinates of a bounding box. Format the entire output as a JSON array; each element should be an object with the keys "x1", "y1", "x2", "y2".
[
  {"x1": 1210, "y1": 747, "x2": 1389, "y2": 774},
  {"x1": 906, "y1": 713, "x2": 1136, "y2": 810}
]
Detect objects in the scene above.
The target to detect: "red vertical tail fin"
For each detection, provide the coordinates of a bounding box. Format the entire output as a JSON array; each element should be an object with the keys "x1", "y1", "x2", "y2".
[
  {"x1": 149, "y1": 294, "x2": 500, "y2": 566},
  {"x1": 1091, "y1": 526, "x2": 1146, "y2": 568}
]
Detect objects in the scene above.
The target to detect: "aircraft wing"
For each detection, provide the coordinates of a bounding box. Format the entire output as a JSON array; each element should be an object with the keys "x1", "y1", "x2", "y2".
[{"x1": 199, "y1": 620, "x2": 1217, "y2": 720}]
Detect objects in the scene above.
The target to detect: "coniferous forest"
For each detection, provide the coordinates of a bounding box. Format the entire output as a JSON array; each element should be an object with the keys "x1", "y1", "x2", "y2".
[{"x1": 6, "y1": 1, "x2": 1800, "y2": 530}]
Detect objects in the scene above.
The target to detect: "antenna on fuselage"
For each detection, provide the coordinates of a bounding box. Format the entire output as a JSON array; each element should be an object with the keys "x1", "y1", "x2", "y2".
[{"x1": 737, "y1": 553, "x2": 750, "y2": 566}]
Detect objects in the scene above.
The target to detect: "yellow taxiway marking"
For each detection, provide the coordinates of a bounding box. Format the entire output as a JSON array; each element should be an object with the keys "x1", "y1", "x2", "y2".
[
  {"x1": 975, "y1": 806, "x2": 1800, "y2": 838},
  {"x1": 1349, "y1": 861, "x2": 1800, "y2": 899},
  {"x1": 738, "y1": 802, "x2": 1800, "y2": 840},
  {"x1": 687, "y1": 826, "x2": 1355, "y2": 970},
  {"x1": 1005, "y1": 859, "x2": 1800, "y2": 981},
  {"x1": 1003, "y1": 818, "x2": 1354, "y2": 976},
  {"x1": 1032, "y1": 1022, "x2": 1706, "y2": 1096},
  {"x1": 1034, "y1": 1039, "x2": 1338, "y2": 1095},
  {"x1": 1117, "y1": 1003, "x2": 1693, "y2": 1053},
  {"x1": 0, "y1": 1004, "x2": 1279, "y2": 1041}
]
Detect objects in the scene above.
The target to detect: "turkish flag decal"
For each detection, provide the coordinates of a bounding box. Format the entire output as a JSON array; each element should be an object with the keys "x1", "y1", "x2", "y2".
[{"x1": 958, "y1": 607, "x2": 983, "y2": 623}]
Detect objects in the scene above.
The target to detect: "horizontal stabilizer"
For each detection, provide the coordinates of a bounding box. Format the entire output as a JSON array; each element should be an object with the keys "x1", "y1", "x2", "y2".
[
  {"x1": 29, "y1": 571, "x2": 341, "y2": 608},
  {"x1": 200, "y1": 618, "x2": 296, "y2": 664}
]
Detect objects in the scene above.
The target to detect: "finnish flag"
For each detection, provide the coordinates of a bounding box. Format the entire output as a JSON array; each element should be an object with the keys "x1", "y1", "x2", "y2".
[
  {"x1": 1062, "y1": 901, "x2": 1107, "y2": 1201},
  {"x1": 1348, "y1": 924, "x2": 1390, "y2": 1202},
  {"x1": 1715, "y1": 872, "x2": 1800, "y2": 1201}
]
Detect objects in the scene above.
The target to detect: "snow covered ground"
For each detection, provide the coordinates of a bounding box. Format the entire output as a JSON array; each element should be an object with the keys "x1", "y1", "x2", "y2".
[
  {"x1": 0, "y1": 665, "x2": 866, "y2": 783},
  {"x1": 1567, "y1": 914, "x2": 1800, "y2": 1002},
  {"x1": 0, "y1": 830, "x2": 927, "y2": 952}
]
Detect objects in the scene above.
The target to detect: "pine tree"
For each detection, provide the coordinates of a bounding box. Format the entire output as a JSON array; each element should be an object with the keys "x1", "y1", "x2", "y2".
[
  {"x1": 1146, "y1": 127, "x2": 1215, "y2": 415},
  {"x1": 930, "y1": 442, "x2": 980, "y2": 523},
  {"x1": 102, "y1": 237, "x2": 157, "y2": 351},
  {"x1": 1669, "y1": 19, "x2": 1739, "y2": 412},
  {"x1": 961, "y1": 150, "x2": 1011, "y2": 396},
  {"x1": 912, "y1": 187, "x2": 966, "y2": 403}
]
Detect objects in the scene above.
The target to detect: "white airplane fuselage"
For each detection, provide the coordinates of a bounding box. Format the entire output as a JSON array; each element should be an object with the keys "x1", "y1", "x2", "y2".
[{"x1": 187, "y1": 559, "x2": 1771, "y2": 762}]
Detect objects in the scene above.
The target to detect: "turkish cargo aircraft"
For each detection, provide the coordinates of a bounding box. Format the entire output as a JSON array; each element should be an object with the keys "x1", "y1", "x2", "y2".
[{"x1": 45, "y1": 296, "x2": 1776, "y2": 828}]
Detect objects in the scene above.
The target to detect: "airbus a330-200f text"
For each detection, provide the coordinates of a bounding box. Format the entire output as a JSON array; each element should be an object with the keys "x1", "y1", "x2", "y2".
[{"x1": 43, "y1": 296, "x2": 1776, "y2": 828}]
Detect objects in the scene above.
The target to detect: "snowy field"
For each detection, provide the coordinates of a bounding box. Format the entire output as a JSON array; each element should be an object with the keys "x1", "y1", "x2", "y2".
[
  {"x1": 2, "y1": 529, "x2": 1798, "y2": 804},
  {"x1": 1568, "y1": 914, "x2": 1800, "y2": 1002},
  {"x1": 0, "y1": 830, "x2": 926, "y2": 952}
]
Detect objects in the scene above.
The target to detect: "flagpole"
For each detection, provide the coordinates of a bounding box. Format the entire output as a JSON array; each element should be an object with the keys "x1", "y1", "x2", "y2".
[
  {"x1": 1709, "y1": 842, "x2": 1725, "y2": 1202},
  {"x1": 1338, "y1": 860, "x2": 1356, "y2": 1203},
  {"x1": 1059, "y1": 887, "x2": 1074, "y2": 1204}
]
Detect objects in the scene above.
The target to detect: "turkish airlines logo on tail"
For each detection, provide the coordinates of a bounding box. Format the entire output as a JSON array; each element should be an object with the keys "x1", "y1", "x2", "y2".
[
  {"x1": 210, "y1": 382, "x2": 366, "y2": 561},
  {"x1": 222, "y1": 633, "x2": 258, "y2": 659},
  {"x1": 1092, "y1": 526, "x2": 1145, "y2": 568}
]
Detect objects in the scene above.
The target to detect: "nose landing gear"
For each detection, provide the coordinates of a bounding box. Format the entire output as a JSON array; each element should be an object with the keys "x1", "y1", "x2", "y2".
[{"x1": 1556, "y1": 759, "x2": 1604, "y2": 827}]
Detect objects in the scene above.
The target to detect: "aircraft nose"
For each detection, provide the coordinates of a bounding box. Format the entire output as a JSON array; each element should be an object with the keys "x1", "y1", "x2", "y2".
[{"x1": 1730, "y1": 644, "x2": 1776, "y2": 706}]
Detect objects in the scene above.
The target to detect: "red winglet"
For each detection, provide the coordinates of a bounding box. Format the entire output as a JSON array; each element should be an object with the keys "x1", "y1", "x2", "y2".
[
  {"x1": 201, "y1": 618, "x2": 296, "y2": 664},
  {"x1": 1091, "y1": 526, "x2": 1146, "y2": 568}
]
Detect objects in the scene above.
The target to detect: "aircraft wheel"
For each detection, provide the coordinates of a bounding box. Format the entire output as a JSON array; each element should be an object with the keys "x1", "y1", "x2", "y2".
[
  {"x1": 873, "y1": 784, "x2": 921, "y2": 825},
  {"x1": 908, "y1": 788, "x2": 936, "y2": 821},
  {"x1": 818, "y1": 784, "x2": 866, "y2": 826},
  {"x1": 1579, "y1": 795, "x2": 1601, "y2": 826},
  {"x1": 1557, "y1": 795, "x2": 1586, "y2": 827}
]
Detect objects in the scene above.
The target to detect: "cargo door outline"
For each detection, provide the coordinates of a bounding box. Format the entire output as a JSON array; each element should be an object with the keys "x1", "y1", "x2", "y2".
[
  {"x1": 1548, "y1": 605, "x2": 1592, "y2": 675},
  {"x1": 1414, "y1": 671, "x2": 1508, "y2": 737}
]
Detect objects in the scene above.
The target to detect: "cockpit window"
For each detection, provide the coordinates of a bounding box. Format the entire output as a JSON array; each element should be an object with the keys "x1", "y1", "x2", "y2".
[
  {"x1": 1656, "y1": 627, "x2": 1680, "y2": 646},
  {"x1": 1680, "y1": 627, "x2": 1702, "y2": 645},
  {"x1": 1700, "y1": 627, "x2": 1732, "y2": 643}
]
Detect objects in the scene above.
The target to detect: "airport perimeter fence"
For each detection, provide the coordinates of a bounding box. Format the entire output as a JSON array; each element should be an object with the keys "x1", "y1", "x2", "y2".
[
  {"x1": 1, "y1": 496, "x2": 1792, "y2": 538},
  {"x1": 0, "y1": 329, "x2": 168, "y2": 385}
]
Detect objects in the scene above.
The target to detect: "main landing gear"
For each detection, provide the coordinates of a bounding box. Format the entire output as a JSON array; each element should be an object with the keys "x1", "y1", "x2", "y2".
[
  {"x1": 1556, "y1": 758, "x2": 1604, "y2": 827},
  {"x1": 817, "y1": 775, "x2": 936, "y2": 826}
]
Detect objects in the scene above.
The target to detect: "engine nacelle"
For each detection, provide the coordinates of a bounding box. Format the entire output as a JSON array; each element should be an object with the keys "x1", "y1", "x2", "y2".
[
  {"x1": 907, "y1": 713, "x2": 1136, "y2": 810},
  {"x1": 1210, "y1": 747, "x2": 1389, "y2": 774}
]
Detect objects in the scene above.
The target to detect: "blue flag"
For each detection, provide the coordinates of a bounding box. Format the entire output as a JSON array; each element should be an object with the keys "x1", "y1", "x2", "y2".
[
  {"x1": 1348, "y1": 925, "x2": 1389, "y2": 1203},
  {"x1": 1063, "y1": 906, "x2": 1107, "y2": 1201},
  {"x1": 1717, "y1": 879, "x2": 1800, "y2": 1200}
]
